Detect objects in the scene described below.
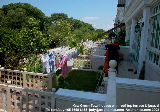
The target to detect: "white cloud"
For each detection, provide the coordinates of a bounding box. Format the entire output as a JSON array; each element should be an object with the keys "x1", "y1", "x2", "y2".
[
  {"x1": 81, "y1": 17, "x2": 99, "y2": 21},
  {"x1": 92, "y1": 25, "x2": 97, "y2": 28}
]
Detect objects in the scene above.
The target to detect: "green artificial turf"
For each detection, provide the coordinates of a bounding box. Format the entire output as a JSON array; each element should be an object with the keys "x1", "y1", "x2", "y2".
[{"x1": 57, "y1": 70, "x2": 101, "y2": 92}]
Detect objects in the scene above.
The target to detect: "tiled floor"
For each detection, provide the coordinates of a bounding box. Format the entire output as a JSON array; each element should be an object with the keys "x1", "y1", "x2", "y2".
[{"x1": 117, "y1": 61, "x2": 139, "y2": 79}]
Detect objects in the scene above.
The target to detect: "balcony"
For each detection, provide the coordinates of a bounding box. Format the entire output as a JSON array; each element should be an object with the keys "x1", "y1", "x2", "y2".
[{"x1": 117, "y1": 0, "x2": 126, "y2": 7}]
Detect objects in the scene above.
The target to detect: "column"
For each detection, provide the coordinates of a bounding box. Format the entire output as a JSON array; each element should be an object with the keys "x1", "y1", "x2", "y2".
[
  {"x1": 125, "y1": 24, "x2": 129, "y2": 42},
  {"x1": 138, "y1": 7, "x2": 151, "y2": 75},
  {"x1": 130, "y1": 18, "x2": 136, "y2": 53}
]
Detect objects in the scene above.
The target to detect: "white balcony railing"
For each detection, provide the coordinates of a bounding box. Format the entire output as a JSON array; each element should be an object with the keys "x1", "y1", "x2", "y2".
[{"x1": 0, "y1": 84, "x2": 55, "y2": 112}]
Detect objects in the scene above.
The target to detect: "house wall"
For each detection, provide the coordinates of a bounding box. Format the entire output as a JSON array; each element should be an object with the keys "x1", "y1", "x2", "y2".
[
  {"x1": 123, "y1": 0, "x2": 160, "y2": 81},
  {"x1": 145, "y1": 61, "x2": 160, "y2": 81}
]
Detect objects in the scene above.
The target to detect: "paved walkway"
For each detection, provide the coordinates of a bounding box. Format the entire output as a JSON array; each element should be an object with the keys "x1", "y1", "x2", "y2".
[
  {"x1": 117, "y1": 61, "x2": 139, "y2": 79},
  {"x1": 96, "y1": 61, "x2": 139, "y2": 94}
]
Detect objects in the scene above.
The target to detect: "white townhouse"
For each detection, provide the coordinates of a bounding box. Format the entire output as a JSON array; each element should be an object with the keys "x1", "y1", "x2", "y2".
[{"x1": 117, "y1": 0, "x2": 160, "y2": 81}]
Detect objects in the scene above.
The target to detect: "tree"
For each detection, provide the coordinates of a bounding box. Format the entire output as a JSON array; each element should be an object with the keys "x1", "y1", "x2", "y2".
[
  {"x1": 19, "y1": 17, "x2": 51, "y2": 55},
  {"x1": 0, "y1": 3, "x2": 50, "y2": 69},
  {"x1": 48, "y1": 19, "x2": 73, "y2": 47},
  {"x1": 1, "y1": 3, "x2": 45, "y2": 29},
  {"x1": 50, "y1": 13, "x2": 68, "y2": 22}
]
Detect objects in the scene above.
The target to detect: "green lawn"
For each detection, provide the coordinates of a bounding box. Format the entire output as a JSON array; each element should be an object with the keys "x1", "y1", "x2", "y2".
[{"x1": 57, "y1": 70, "x2": 101, "y2": 92}]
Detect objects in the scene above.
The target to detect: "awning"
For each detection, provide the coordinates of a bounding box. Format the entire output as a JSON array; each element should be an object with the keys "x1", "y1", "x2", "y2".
[
  {"x1": 97, "y1": 23, "x2": 125, "y2": 38},
  {"x1": 117, "y1": 0, "x2": 126, "y2": 7}
]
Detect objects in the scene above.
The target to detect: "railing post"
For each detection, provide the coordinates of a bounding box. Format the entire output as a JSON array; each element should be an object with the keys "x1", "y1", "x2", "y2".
[
  {"x1": 6, "y1": 86, "x2": 11, "y2": 112},
  {"x1": 105, "y1": 60, "x2": 117, "y2": 112},
  {"x1": 48, "y1": 73, "x2": 53, "y2": 91},
  {"x1": 51, "y1": 88, "x2": 56, "y2": 110},
  {"x1": 0, "y1": 65, "x2": 2, "y2": 83},
  {"x1": 0, "y1": 65, "x2": 5, "y2": 84},
  {"x1": 23, "y1": 68, "x2": 27, "y2": 88}
]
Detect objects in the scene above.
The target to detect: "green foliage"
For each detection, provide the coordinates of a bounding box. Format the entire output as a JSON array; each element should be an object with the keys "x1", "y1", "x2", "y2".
[
  {"x1": 50, "y1": 13, "x2": 68, "y2": 22},
  {"x1": 125, "y1": 40, "x2": 130, "y2": 46},
  {"x1": 80, "y1": 44, "x2": 85, "y2": 54},
  {"x1": 0, "y1": 3, "x2": 50, "y2": 69},
  {"x1": 114, "y1": 30, "x2": 126, "y2": 46},
  {"x1": 1, "y1": 3, "x2": 45, "y2": 29},
  {"x1": 69, "y1": 41, "x2": 77, "y2": 48},
  {"x1": 108, "y1": 32, "x2": 116, "y2": 39},
  {"x1": 48, "y1": 13, "x2": 102, "y2": 47},
  {"x1": 26, "y1": 55, "x2": 43, "y2": 73},
  {"x1": 48, "y1": 19, "x2": 72, "y2": 47},
  {"x1": 19, "y1": 17, "x2": 51, "y2": 55}
]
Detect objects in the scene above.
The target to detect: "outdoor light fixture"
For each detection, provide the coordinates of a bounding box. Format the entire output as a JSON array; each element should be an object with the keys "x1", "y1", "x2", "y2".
[
  {"x1": 135, "y1": 22, "x2": 144, "y2": 33},
  {"x1": 135, "y1": 23, "x2": 140, "y2": 33}
]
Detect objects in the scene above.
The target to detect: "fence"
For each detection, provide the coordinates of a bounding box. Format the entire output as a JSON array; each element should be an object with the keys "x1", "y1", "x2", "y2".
[
  {"x1": 0, "y1": 84, "x2": 55, "y2": 112},
  {"x1": 73, "y1": 55, "x2": 92, "y2": 69},
  {"x1": 95, "y1": 71, "x2": 106, "y2": 93},
  {"x1": 0, "y1": 67, "x2": 53, "y2": 91}
]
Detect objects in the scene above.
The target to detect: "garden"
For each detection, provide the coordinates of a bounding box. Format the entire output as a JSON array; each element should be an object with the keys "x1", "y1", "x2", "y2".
[{"x1": 56, "y1": 70, "x2": 102, "y2": 92}]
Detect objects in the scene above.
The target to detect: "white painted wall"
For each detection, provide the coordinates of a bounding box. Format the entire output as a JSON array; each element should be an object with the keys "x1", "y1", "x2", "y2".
[
  {"x1": 145, "y1": 61, "x2": 160, "y2": 81},
  {"x1": 104, "y1": 77, "x2": 160, "y2": 109},
  {"x1": 91, "y1": 55, "x2": 105, "y2": 71},
  {"x1": 55, "y1": 88, "x2": 105, "y2": 112},
  {"x1": 119, "y1": 46, "x2": 130, "y2": 61},
  {"x1": 117, "y1": 88, "x2": 160, "y2": 109},
  {"x1": 91, "y1": 47, "x2": 106, "y2": 56},
  {"x1": 116, "y1": 77, "x2": 160, "y2": 107}
]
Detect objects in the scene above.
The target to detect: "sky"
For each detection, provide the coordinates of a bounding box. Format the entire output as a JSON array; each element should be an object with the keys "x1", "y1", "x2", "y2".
[{"x1": 0, "y1": 0, "x2": 118, "y2": 31}]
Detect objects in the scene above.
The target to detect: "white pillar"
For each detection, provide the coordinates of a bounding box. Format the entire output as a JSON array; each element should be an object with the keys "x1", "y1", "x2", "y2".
[
  {"x1": 137, "y1": 7, "x2": 151, "y2": 75},
  {"x1": 130, "y1": 18, "x2": 136, "y2": 53},
  {"x1": 105, "y1": 60, "x2": 117, "y2": 112},
  {"x1": 125, "y1": 24, "x2": 129, "y2": 42}
]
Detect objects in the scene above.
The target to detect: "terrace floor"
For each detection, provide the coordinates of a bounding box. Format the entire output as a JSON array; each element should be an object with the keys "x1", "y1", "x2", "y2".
[{"x1": 117, "y1": 61, "x2": 139, "y2": 79}]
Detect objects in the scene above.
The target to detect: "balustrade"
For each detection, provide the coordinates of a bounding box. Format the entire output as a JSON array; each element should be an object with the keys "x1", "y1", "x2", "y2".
[{"x1": 0, "y1": 84, "x2": 55, "y2": 112}]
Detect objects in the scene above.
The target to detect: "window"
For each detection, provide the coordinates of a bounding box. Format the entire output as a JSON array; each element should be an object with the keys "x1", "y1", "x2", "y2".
[{"x1": 147, "y1": 4, "x2": 160, "y2": 67}]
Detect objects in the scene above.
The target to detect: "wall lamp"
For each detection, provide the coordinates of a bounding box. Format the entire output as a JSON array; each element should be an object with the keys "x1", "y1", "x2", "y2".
[{"x1": 135, "y1": 22, "x2": 144, "y2": 33}]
